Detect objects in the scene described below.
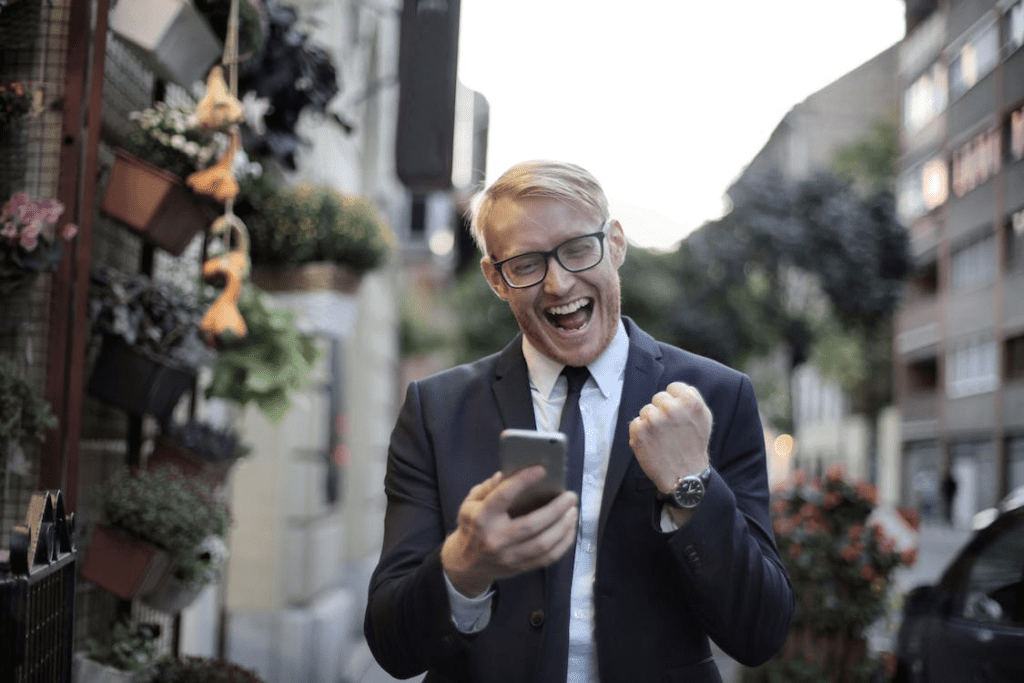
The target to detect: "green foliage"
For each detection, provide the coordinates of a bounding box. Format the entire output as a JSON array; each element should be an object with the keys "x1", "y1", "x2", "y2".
[
  {"x1": 832, "y1": 113, "x2": 899, "y2": 196},
  {"x1": 82, "y1": 620, "x2": 162, "y2": 673},
  {"x1": 89, "y1": 267, "x2": 213, "y2": 368},
  {"x1": 446, "y1": 266, "x2": 519, "y2": 365},
  {"x1": 240, "y1": 178, "x2": 391, "y2": 274},
  {"x1": 205, "y1": 285, "x2": 320, "y2": 423},
  {"x1": 399, "y1": 298, "x2": 451, "y2": 358},
  {"x1": 0, "y1": 356, "x2": 57, "y2": 455},
  {"x1": 98, "y1": 466, "x2": 230, "y2": 585},
  {"x1": 152, "y1": 656, "x2": 266, "y2": 683}
]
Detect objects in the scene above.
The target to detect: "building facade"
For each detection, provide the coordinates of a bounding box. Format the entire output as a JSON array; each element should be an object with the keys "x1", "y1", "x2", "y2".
[{"x1": 894, "y1": 0, "x2": 1024, "y2": 527}]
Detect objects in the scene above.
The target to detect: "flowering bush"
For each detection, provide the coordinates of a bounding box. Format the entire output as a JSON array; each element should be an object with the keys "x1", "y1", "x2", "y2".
[
  {"x1": 0, "y1": 79, "x2": 33, "y2": 126},
  {"x1": 0, "y1": 356, "x2": 57, "y2": 458},
  {"x1": 152, "y1": 655, "x2": 267, "y2": 682},
  {"x1": 744, "y1": 465, "x2": 917, "y2": 683},
  {"x1": 122, "y1": 102, "x2": 221, "y2": 179},
  {"x1": 1, "y1": 192, "x2": 78, "y2": 293}
]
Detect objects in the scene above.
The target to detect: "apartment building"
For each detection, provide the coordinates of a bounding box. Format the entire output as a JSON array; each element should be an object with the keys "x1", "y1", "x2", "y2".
[{"x1": 895, "y1": 0, "x2": 1024, "y2": 526}]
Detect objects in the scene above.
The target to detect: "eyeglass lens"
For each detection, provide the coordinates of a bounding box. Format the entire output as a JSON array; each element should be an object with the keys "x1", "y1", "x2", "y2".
[{"x1": 502, "y1": 234, "x2": 604, "y2": 287}]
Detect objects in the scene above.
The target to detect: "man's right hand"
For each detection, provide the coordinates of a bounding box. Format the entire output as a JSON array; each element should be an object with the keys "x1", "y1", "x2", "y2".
[{"x1": 441, "y1": 466, "x2": 579, "y2": 597}]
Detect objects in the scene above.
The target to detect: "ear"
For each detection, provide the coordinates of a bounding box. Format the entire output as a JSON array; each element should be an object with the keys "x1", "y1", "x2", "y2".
[
  {"x1": 480, "y1": 255, "x2": 510, "y2": 301},
  {"x1": 608, "y1": 219, "x2": 627, "y2": 268}
]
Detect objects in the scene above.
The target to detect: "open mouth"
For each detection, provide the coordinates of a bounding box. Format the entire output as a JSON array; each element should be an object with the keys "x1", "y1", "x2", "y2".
[{"x1": 545, "y1": 298, "x2": 593, "y2": 331}]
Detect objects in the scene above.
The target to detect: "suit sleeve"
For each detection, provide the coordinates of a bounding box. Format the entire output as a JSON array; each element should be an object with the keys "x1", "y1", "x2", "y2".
[
  {"x1": 363, "y1": 381, "x2": 474, "y2": 678},
  {"x1": 667, "y1": 374, "x2": 795, "y2": 666}
]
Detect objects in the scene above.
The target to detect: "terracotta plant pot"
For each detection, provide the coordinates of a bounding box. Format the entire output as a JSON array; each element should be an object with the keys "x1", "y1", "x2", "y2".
[
  {"x1": 78, "y1": 525, "x2": 171, "y2": 600},
  {"x1": 87, "y1": 334, "x2": 195, "y2": 421},
  {"x1": 100, "y1": 148, "x2": 210, "y2": 256}
]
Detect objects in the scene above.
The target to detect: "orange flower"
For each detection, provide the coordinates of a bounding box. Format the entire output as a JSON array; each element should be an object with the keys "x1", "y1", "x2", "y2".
[
  {"x1": 860, "y1": 564, "x2": 877, "y2": 582},
  {"x1": 841, "y1": 543, "x2": 863, "y2": 562},
  {"x1": 789, "y1": 543, "x2": 803, "y2": 559},
  {"x1": 848, "y1": 524, "x2": 864, "y2": 541},
  {"x1": 826, "y1": 463, "x2": 844, "y2": 482},
  {"x1": 823, "y1": 490, "x2": 842, "y2": 509},
  {"x1": 900, "y1": 548, "x2": 918, "y2": 566}
]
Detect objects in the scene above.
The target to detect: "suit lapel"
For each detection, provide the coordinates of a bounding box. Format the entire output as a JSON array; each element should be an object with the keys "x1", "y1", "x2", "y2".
[
  {"x1": 491, "y1": 333, "x2": 537, "y2": 432},
  {"x1": 599, "y1": 318, "x2": 663, "y2": 542}
]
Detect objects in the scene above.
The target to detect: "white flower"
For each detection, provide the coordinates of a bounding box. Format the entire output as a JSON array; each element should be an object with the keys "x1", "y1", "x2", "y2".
[{"x1": 170, "y1": 134, "x2": 187, "y2": 150}]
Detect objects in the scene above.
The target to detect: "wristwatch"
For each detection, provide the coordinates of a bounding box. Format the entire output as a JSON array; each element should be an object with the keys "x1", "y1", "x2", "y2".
[{"x1": 658, "y1": 466, "x2": 712, "y2": 509}]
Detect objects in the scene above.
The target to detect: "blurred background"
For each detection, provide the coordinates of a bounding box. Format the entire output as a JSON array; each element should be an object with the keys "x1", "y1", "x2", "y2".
[{"x1": 0, "y1": 0, "x2": 1022, "y2": 681}]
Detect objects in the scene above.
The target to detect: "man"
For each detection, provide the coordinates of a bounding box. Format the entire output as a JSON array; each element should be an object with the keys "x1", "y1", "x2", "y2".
[{"x1": 365, "y1": 160, "x2": 794, "y2": 682}]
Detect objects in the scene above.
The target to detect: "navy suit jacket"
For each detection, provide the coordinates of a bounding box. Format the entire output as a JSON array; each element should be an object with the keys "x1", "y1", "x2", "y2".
[{"x1": 365, "y1": 319, "x2": 793, "y2": 683}]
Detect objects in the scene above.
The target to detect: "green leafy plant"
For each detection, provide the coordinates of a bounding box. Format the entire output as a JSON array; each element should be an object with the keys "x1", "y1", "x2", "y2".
[
  {"x1": 164, "y1": 419, "x2": 250, "y2": 463},
  {"x1": 120, "y1": 102, "x2": 221, "y2": 179},
  {"x1": 205, "y1": 284, "x2": 320, "y2": 423},
  {"x1": 0, "y1": 356, "x2": 57, "y2": 457},
  {"x1": 240, "y1": 177, "x2": 390, "y2": 274},
  {"x1": 152, "y1": 655, "x2": 266, "y2": 683},
  {"x1": 81, "y1": 620, "x2": 162, "y2": 674},
  {"x1": 97, "y1": 466, "x2": 231, "y2": 586},
  {"x1": 89, "y1": 267, "x2": 213, "y2": 368},
  {"x1": 1, "y1": 191, "x2": 78, "y2": 294},
  {"x1": 0, "y1": 79, "x2": 33, "y2": 127},
  {"x1": 744, "y1": 466, "x2": 916, "y2": 683}
]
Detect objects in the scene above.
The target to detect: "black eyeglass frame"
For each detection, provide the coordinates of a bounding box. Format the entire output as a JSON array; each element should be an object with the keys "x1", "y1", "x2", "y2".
[{"x1": 490, "y1": 220, "x2": 612, "y2": 289}]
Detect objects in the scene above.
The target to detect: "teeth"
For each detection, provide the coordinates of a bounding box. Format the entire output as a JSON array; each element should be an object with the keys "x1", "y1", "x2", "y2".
[{"x1": 547, "y1": 299, "x2": 588, "y2": 316}]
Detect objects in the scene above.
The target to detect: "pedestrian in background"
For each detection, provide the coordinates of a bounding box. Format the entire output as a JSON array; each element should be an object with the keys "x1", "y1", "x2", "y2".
[{"x1": 364, "y1": 160, "x2": 794, "y2": 682}]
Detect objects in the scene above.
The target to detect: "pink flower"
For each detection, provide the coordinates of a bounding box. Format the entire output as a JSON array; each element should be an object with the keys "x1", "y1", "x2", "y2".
[
  {"x1": 1, "y1": 223, "x2": 16, "y2": 240},
  {"x1": 19, "y1": 232, "x2": 38, "y2": 251},
  {"x1": 62, "y1": 223, "x2": 78, "y2": 240}
]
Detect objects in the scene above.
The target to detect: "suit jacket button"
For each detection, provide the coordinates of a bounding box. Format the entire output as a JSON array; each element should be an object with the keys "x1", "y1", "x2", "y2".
[{"x1": 529, "y1": 610, "x2": 545, "y2": 627}]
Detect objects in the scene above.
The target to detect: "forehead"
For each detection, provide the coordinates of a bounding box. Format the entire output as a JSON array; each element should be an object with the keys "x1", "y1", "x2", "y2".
[{"x1": 484, "y1": 196, "x2": 600, "y2": 259}]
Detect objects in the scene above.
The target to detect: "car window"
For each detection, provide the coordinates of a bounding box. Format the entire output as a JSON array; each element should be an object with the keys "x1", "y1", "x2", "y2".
[{"x1": 960, "y1": 513, "x2": 1024, "y2": 625}]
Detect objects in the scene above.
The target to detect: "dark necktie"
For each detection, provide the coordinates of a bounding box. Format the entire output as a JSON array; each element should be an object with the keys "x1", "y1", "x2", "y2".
[
  {"x1": 535, "y1": 365, "x2": 590, "y2": 682},
  {"x1": 559, "y1": 365, "x2": 590, "y2": 499}
]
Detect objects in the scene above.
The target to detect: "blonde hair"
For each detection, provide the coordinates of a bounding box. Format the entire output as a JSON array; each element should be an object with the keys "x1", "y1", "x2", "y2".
[{"x1": 468, "y1": 160, "x2": 609, "y2": 254}]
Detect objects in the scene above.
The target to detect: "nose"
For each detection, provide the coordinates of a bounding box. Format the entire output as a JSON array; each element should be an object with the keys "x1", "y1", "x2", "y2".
[{"x1": 542, "y1": 254, "x2": 574, "y2": 294}]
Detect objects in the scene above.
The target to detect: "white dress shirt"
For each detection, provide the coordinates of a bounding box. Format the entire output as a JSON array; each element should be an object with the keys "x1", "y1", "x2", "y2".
[{"x1": 446, "y1": 320, "x2": 629, "y2": 683}]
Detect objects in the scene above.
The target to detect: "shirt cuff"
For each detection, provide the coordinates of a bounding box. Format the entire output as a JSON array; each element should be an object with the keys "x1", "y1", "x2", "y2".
[
  {"x1": 443, "y1": 571, "x2": 495, "y2": 633},
  {"x1": 660, "y1": 503, "x2": 681, "y2": 533}
]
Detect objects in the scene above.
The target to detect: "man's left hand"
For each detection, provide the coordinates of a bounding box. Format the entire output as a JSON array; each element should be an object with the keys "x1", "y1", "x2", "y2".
[{"x1": 629, "y1": 381, "x2": 712, "y2": 495}]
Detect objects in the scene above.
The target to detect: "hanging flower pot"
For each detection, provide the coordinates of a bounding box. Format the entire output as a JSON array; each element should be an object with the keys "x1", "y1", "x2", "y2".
[
  {"x1": 87, "y1": 334, "x2": 196, "y2": 421},
  {"x1": 108, "y1": 0, "x2": 222, "y2": 88},
  {"x1": 148, "y1": 432, "x2": 239, "y2": 486},
  {"x1": 78, "y1": 525, "x2": 172, "y2": 600},
  {"x1": 100, "y1": 148, "x2": 211, "y2": 256}
]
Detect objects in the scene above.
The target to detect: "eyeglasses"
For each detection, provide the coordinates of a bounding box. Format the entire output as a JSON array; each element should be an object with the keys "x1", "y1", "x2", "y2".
[{"x1": 491, "y1": 220, "x2": 610, "y2": 289}]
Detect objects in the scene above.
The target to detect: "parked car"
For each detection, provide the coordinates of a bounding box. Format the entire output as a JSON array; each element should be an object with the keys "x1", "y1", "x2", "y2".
[{"x1": 894, "y1": 494, "x2": 1024, "y2": 682}]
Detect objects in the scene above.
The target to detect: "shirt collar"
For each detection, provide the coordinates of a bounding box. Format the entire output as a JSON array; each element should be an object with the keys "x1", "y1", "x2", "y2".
[{"x1": 522, "y1": 319, "x2": 629, "y2": 400}]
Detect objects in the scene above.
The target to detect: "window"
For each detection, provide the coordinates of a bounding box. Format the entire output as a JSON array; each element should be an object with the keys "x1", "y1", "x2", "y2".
[
  {"x1": 947, "y1": 337, "x2": 999, "y2": 397},
  {"x1": 1007, "y1": 209, "x2": 1024, "y2": 272},
  {"x1": 903, "y1": 61, "x2": 948, "y2": 134},
  {"x1": 910, "y1": 258, "x2": 939, "y2": 298},
  {"x1": 959, "y1": 512, "x2": 1024, "y2": 626},
  {"x1": 898, "y1": 156, "x2": 949, "y2": 224},
  {"x1": 907, "y1": 356, "x2": 939, "y2": 391},
  {"x1": 950, "y1": 20, "x2": 999, "y2": 99},
  {"x1": 1004, "y1": 1, "x2": 1024, "y2": 55},
  {"x1": 951, "y1": 232, "x2": 996, "y2": 291},
  {"x1": 1007, "y1": 334, "x2": 1024, "y2": 381}
]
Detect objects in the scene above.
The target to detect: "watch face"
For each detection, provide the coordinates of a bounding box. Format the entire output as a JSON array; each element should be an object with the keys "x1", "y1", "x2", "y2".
[{"x1": 671, "y1": 476, "x2": 705, "y2": 508}]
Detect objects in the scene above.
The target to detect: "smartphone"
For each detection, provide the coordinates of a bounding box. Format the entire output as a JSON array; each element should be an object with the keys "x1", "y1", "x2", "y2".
[{"x1": 499, "y1": 428, "x2": 568, "y2": 517}]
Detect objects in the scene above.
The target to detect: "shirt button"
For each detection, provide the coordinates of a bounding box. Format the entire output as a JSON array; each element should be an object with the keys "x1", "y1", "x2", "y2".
[{"x1": 529, "y1": 610, "x2": 545, "y2": 627}]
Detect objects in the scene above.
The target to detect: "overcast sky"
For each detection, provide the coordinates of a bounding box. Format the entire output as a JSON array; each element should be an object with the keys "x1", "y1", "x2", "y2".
[{"x1": 457, "y1": 0, "x2": 907, "y2": 250}]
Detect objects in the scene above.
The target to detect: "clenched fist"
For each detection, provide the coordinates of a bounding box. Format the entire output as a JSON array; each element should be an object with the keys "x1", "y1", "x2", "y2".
[{"x1": 629, "y1": 381, "x2": 713, "y2": 494}]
